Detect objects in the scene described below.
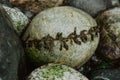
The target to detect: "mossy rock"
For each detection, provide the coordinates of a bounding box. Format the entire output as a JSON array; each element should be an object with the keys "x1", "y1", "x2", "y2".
[
  {"x1": 27, "y1": 64, "x2": 88, "y2": 80},
  {"x1": 2, "y1": 5, "x2": 28, "y2": 34},
  {"x1": 23, "y1": 6, "x2": 99, "y2": 68}
]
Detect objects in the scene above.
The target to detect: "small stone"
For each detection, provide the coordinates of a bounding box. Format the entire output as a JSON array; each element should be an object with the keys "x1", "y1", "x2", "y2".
[
  {"x1": 66, "y1": 0, "x2": 112, "y2": 17},
  {"x1": 24, "y1": 11, "x2": 34, "y2": 18},
  {"x1": 2, "y1": 5, "x2": 29, "y2": 35},
  {"x1": 27, "y1": 64, "x2": 88, "y2": 80},
  {"x1": 0, "y1": 0, "x2": 12, "y2": 7},
  {"x1": 96, "y1": 7, "x2": 120, "y2": 60},
  {"x1": 22, "y1": 6, "x2": 99, "y2": 68}
]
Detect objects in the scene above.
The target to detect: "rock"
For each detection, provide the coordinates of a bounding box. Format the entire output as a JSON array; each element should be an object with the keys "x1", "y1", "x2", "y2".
[
  {"x1": 0, "y1": 5, "x2": 26, "y2": 80},
  {"x1": 89, "y1": 68, "x2": 120, "y2": 80},
  {"x1": 22, "y1": 6, "x2": 99, "y2": 68},
  {"x1": 27, "y1": 64, "x2": 88, "y2": 80},
  {"x1": 66, "y1": 0, "x2": 112, "y2": 17},
  {"x1": 24, "y1": 11, "x2": 34, "y2": 19},
  {"x1": 2, "y1": 5, "x2": 29, "y2": 35},
  {"x1": 96, "y1": 7, "x2": 120, "y2": 60}
]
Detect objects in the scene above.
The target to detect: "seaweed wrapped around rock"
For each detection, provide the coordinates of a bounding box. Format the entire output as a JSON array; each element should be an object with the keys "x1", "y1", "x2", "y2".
[
  {"x1": 66, "y1": 0, "x2": 112, "y2": 17},
  {"x1": 22, "y1": 6, "x2": 99, "y2": 68}
]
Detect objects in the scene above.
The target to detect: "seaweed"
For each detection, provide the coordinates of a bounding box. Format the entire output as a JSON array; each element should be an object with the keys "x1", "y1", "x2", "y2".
[{"x1": 25, "y1": 26, "x2": 99, "y2": 51}]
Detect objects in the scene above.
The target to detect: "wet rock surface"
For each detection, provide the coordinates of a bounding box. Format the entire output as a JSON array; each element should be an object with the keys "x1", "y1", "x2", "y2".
[
  {"x1": 2, "y1": 5, "x2": 29, "y2": 35},
  {"x1": 0, "y1": 0, "x2": 12, "y2": 7},
  {"x1": 66, "y1": 0, "x2": 112, "y2": 17},
  {"x1": 27, "y1": 64, "x2": 88, "y2": 80},
  {"x1": 0, "y1": 5, "x2": 26, "y2": 80},
  {"x1": 0, "y1": 1, "x2": 120, "y2": 80}
]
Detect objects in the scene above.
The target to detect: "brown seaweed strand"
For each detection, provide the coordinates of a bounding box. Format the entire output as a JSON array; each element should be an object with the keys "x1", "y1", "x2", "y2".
[{"x1": 25, "y1": 26, "x2": 99, "y2": 51}]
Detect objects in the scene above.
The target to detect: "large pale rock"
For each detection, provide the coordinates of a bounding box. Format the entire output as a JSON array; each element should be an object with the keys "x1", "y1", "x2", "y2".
[
  {"x1": 96, "y1": 7, "x2": 120, "y2": 60},
  {"x1": 0, "y1": 5, "x2": 26, "y2": 80},
  {"x1": 66, "y1": 0, "x2": 112, "y2": 17},
  {"x1": 27, "y1": 64, "x2": 88, "y2": 80},
  {"x1": 23, "y1": 6, "x2": 99, "y2": 68}
]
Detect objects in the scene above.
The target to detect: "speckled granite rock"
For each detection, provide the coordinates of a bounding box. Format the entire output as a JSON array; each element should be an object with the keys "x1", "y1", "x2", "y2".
[
  {"x1": 90, "y1": 68, "x2": 120, "y2": 80},
  {"x1": 27, "y1": 64, "x2": 88, "y2": 80},
  {"x1": 22, "y1": 6, "x2": 99, "y2": 68},
  {"x1": 2, "y1": 5, "x2": 29, "y2": 35},
  {"x1": 96, "y1": 7, "x2": 120, "y2": 60},
  {"x1": 0, "y1": 5, "x2": 26, "y2": 80},
  {"x1": 66, "y1": 0, "x2": 112, "y2": 17}
]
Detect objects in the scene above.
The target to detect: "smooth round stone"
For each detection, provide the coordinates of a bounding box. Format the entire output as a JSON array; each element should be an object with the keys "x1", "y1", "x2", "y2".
[
  {"x1": 90, "y1": 68, "x2": 120, "y2": 80},
  {"x1": 23, "y1": 6, "x2": 99, "y2": 68},
  {"x1": 66, "y1": 0, "x2": 112, "y2": 17},
  {"x1": 96, "y1": 7, "x2": 120, "y2": 60},
  {"x1": 0, "y1": 5, "x2": 26, "y2": 80},
  {"x1": 2, "y1": 5, "x2": 29, "y2": 35},
  {"x1": 27, "y1": 64, "x2": 88, "y2": 80}
]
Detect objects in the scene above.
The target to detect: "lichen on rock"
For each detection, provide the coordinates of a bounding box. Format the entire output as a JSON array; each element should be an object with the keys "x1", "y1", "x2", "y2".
[{"x1": 27, "y1": 64, "x2": 89, "y2": 80}]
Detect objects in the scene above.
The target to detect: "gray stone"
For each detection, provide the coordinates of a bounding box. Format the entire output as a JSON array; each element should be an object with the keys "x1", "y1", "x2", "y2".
[
  {"x1": 22, "y1": 6, "x2": 99, "y2": 68},
  {"x1": 0, "y1": 5, "x2": 26, "y2": 80},
  {"x1": 90, "y1": 68, "x2": 120, "y2": 80},
  {"x1": 67, "y1": 0, "x2": 112, "y2": 17},
  {"x1": 0, "y1": 0, "x2": 12, "y2": 7}
]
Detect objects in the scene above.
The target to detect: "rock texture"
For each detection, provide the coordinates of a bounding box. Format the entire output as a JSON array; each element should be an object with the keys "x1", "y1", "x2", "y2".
[
  {"x1": 28, "y1": 64, "x2": 88, "y2": 80},
  {"x1": 23, "y1": 6, "x2": 99, "y2": 68},
  {"x1": 67, "y1": 0, "x2": 112, "y2": 17},
  {"x1": 0, "y1": 5, "x2": 26, "y2": 80},
  {"x1": 90, "y1": 68, "x2": 120, "y2": 80},
  {"x1": 2, "y1": 5, "x2": 29, "y2": 34},
  {"x1": 96, "y1": 7, "x2": 120, "y2": 60}
]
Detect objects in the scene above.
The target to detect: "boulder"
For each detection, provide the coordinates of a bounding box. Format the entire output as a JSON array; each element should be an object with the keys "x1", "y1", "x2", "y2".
[
  {"x1": 0, "y1": 5, "x2": 26, "y2": 80},
  {"x1": 22, "y1": 6, "x2": 99, "y2": 68},
  {"x1": 90, "y1": 68, "x2": 120, "y2": 80}
]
